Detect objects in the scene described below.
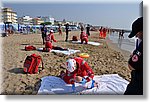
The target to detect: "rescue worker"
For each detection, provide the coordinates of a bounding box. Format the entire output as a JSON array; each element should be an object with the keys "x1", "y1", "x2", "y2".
[
  {"x1": 99, "y1": 27, "x2": 103, "y2": 38},
  {"x1": 124, "y1": 17, "x2": 143, "y2": 95},
  {"x1": 80, "y1": 31, "x2": 88, "y2": 44},
  {"x1": 102, "y1": 28, "x2": 107, "y2": 39},
  {"x1": 45, "y1": 30, "x2": 57, "y2": 49},
  {"x1": 60, "y1": 57, "x2": 95, "y2": 91}
]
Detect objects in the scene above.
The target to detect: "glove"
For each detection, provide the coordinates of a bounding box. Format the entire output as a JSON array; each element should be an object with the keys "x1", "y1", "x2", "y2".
[
  {"x1": 86, "y1": 80, "x2": 95, "y2": 89},
  {"x1": 72, "y1": 84, "x2": 76, "y2": 92},
  {"x1": 80, "y1": 78, "x2": 87, "y2": 85}
]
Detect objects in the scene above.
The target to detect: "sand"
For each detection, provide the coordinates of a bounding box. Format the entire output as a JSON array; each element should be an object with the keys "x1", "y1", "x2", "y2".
[{"x1": 1, "y1": 31, "x2": 131, "y2": 95}]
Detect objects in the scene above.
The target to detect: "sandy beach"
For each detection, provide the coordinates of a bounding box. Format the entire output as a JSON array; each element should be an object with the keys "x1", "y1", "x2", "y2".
[{"x1": 1, "y1": 31, "x2": 131, "y2": 95}]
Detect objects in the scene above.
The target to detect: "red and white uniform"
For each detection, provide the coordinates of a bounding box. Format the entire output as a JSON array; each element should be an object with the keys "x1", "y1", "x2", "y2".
[
  {"x1": 80, "y1": 31, "x2": 88, "y2": 44},
  {"x1": 62, "y1": 57, "x2": 94, "y2": 84},
  {"x1": 45, "y1": 32, "x2": 57, "y2": 49},
  {"x1": 102, "y1": 28, "x2": 107, "y2": 38}
]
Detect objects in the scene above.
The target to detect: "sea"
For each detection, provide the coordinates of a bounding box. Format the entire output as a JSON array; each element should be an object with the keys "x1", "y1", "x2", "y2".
[{"x1": 108, "y1": 32, "x2": 136, "y2": 53}]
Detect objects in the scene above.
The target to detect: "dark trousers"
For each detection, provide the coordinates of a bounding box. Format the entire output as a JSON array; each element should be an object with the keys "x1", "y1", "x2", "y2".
[
  {"x1": 124, "y1": 70, "x2": 143, "y2": 95},
  {"x1": 65, "y1": 31, "x2": 68, "y2": 42},
  {"x1": 42, "y1": 33, "x2": 46, "y2": 44}
]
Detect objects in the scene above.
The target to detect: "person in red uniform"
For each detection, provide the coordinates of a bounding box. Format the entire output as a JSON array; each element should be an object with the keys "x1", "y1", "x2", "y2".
[
  {"x1": 80, "y1": 31, "x2": 88, "y2": 44},
  {"x1": 45, "y1": 30, "x2": 57, "y2": 49},
  {"x1": 102, "y1": 28, "x2": 107, "y2": 39},
  {"x1": 60, "y1": 57, "x2": 95, "y2": 91},
  {"x1": 99, "y1": 27, "x2": 103, "y2": 38}
]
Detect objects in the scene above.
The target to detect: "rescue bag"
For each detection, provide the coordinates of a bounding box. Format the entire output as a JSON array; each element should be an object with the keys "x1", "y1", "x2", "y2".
[
  {"x1": 25, "y1": 45, "x2": 36, "y2": 51},
  {"x1": 23, "y1": 54, "x2": 44, "y2": 74}
]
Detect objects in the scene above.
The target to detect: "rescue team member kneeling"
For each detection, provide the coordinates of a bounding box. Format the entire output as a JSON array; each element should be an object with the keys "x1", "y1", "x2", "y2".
[
  {"x1": 80, "y1": 31, "x2": 88, "y2": 44},
  {"x1": 60, "y1": 57, "x2": 97, "y2": 91},
  {"x1": 43, "y1": 29, "x2": 68, "y2": 52},
  {"x1": 45, "y1": 30, "x2": 57, "y2": 49}
]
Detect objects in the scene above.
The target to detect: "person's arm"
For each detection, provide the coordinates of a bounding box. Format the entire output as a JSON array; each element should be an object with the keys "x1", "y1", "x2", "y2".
[
  {"x1": 128, "y1": 41, "x2": 143, "y2": 71},
  {"x1": 83, "y1": 62, "x2": 94, "y2": 82},
  {"x1": 51, "y1": 35, "x2": 57, "y2": 42}
]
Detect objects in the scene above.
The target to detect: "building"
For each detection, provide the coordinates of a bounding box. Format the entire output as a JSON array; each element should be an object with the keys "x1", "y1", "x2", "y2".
[
  {"x1": 32, "y1": 17, "x2": 44, "y2": 25},
  {"x1": 18, "y1": 16, "x2": 33, "y2": 25},
  {"x1": 41, "y1": 16, "x2": 54, "y2": 25},
  {"x1": 2, "y1": 7, "x2": 17, "y2": 24}
]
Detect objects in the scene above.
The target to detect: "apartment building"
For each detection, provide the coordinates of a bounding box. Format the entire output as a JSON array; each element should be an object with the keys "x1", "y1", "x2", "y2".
[{"x1": 2, "y1": 7, "x2": 17, "y2": 24}]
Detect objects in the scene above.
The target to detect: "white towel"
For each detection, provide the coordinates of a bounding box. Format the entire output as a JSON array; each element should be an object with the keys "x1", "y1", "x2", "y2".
[
  {"x1": 50, "y1": 49, "x2": 80, "y2": 55},
  {"x1": 37, "y1": 48, "x2": 80, "y2": 55},
  {"x1": 72, "y1": 40, "x2": 101, "y2": 46},
  {"x1": 38, "y1": 74, "x2": 129, "y2": 95}
]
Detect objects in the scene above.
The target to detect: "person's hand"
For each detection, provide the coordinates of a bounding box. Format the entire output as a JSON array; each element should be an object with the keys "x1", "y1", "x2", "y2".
[
  {"x1": 80, "y1": 78, "x2": 87, "y2": 85},
  {"x1": 75, "y1": 76, "x2": 83, "y2": 82}
]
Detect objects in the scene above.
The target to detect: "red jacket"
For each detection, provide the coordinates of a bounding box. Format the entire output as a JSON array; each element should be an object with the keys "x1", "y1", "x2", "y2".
[
  {"x1": 62, "y1": 57, "x2": 94, "y2": 84},
  {"x1": 45, "y1": 33, "x2": 57, "y2": 42},
  {"x1": 80, "y1": 32, "x2": 88, "y2": 40}
]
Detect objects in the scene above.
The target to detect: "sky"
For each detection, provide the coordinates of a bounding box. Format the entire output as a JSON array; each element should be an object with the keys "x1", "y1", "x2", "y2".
[{"x1": 1, "y1": 0, "x2": 142, "y2": 30}]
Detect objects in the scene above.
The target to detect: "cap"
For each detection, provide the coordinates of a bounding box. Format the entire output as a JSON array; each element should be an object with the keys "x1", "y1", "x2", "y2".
[
  {"x1": 128, "y1": 17, "x2": 143, "y2": 38},
  {"x1": 50, "y1": 30, "x2": 54, "y2": 33}
]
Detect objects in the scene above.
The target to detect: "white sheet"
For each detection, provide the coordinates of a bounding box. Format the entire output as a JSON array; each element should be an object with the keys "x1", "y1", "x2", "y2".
[
  {"x1": 37, "y1": 48, "x2": 80, "y2": 55},
  {"x1": 38, "y1": 74, "x2": 129, "y2": 95},
  {"x1": 72, "y1": 40, "x2": 101, "y2": 46},
  {"x1": 50, "y1": 49, "x2": 80, "y2": 55}
]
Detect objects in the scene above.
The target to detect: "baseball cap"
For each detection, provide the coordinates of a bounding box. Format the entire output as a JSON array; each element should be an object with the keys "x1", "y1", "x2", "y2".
[{"x1": 128, "y1": 17, "x2": 143, "y2": 38}]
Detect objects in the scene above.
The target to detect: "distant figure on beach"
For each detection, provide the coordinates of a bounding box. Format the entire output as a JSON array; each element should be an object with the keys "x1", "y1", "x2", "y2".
[
  {"x1": 119, "y1": 30, "x2": 124, "y2": 39},
  {"x1": 58, "y1": 24, "x2": 62, "y2": 35},
  {"x1": 65, "y1": 23, "x2": 69, "y2": 42},
  {"x1": 59, "y1": 57, "x2": 97, "y2": 91},
  {"x1": 86, "y1": 24, "x2": 90, "y2": 36},
  {"x1": 41, "y1": 25, "x2": 47, "y2": 44},
  {"x1": 102, "y1": 28, "x2": 107, "y2": 39},
  {"x1": 80, "y1": 25, "x2": 84, "y2": 32},
  {"x1": 80, "y1": 31, "x2": 88, "y2": 44},
  {"x1": 124, "y1": 17, "x2": 143, "y2": 95},
  {"x1": 99, "y1": 27, "x2": 103, "y2": 38}
]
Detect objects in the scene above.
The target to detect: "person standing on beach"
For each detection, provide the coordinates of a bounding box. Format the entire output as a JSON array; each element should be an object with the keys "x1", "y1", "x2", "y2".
[
  {"x1": 65, "y1": 23, "x2": 69, "y2": 42},
  {"x1": 41, "y1": 24, "x2": 47, "y2": 44},
  {"x1": 86, "y1": 24, "x2": 90, "y2": 36},
  {"x1": 58, "y1": 24, "x2": 62, "y2": 35},
  {"x1": 124, "y1": 17, "x2": 143, "y2": 95},
  {"x1": 99, "y1": 27, "x2": 103, "y2": 38}
]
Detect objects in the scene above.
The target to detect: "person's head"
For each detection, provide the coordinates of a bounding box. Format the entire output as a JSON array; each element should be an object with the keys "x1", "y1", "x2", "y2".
[
  {"x1": 128, "y1": 17, "x2": 143, "y2": 40},
  {"x1": 50, "y1": 29, "x2": 54, "y2": 34},
  {"x1": 66, "y1": 59, "x2": 77, "y2": 72}
]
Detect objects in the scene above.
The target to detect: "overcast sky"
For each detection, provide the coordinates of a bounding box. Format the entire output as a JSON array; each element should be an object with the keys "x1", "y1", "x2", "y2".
[{"x1": 1, "y1": 0, "x2": 142, "y2": 30}]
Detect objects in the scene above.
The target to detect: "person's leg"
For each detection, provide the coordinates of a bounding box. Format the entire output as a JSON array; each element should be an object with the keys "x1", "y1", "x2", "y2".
[
  {"x1": 42, "y1": 34, "x2": 45, "y2": 44},
  {"x1": 85, "y1": 38, "x2": 88, "y2": 44},
  {"x1": 65, "y1": 31, "x2": 68, "y2": 42}
]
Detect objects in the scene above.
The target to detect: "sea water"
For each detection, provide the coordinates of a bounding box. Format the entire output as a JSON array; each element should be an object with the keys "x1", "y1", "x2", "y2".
[{"x1": 108, "y1": 32, "x2": 136, "y2": 53}]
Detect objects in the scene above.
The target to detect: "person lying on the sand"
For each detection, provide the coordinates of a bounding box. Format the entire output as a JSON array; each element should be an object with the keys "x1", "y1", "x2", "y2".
[{"x1": 59, "y1": 57, "x2": 98, "y2": 91}]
